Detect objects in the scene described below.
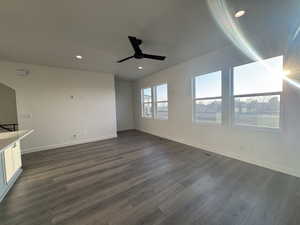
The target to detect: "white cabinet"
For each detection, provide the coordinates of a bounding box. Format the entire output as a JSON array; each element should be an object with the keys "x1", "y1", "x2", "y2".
[
  {"x1": 0, "y1": 130, "x2": 32, "y2": 202},
  {"x1": 4, "y1": 147, "x2": 14, "y2": 182},
  {"x1": 4, "y1": 141, "x2": 22, "y2": 183},
  {"x1": 13, "y1": 142, "x2": 22, "y2": 170},
  {"x1": 0, "y1": 153, "x2": 7, "y2": 200}
]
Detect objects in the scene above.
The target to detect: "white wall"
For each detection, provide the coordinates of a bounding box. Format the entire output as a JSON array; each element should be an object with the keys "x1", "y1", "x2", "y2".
[
  {"x1": 115, "y1": 78, "x2": 134, "y2": 131},
  {"x1": 0, "y1": 83, "x2": 18, "y2": 125},
  {"x1": 0, "y1": 60, "x2": 117, "y2": 153},
  {"x1": 134, "y1": 45, "x2": 300, "y2": 178}
]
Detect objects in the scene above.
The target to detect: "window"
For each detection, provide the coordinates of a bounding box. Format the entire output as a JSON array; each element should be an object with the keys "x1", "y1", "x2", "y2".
[
  {"x1": 141, "y1": 87, "x2": 153, "y2": 118},
  {"x1": 193, "y1": 71, "x2": 222, "y2": 123},
  {"x1": 154, "y1": 84, "x2": 168, "y2": 120},
  {"x1": 233, "y1": 55, "x2": 283, "y2": 128}
]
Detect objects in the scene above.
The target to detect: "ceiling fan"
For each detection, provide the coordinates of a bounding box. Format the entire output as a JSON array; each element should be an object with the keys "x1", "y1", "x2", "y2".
[{"x1": 117, "y1": 36, "x2": 166, "y2": 63}]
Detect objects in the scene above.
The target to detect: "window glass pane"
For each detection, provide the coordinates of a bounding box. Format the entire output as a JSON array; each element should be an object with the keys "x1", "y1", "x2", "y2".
[
  {"x1": 194, "y1": 99, "x2": 222, "y2": 123},
  {"x1": 156, "y1": 84, "x2": 168, "y2": 102},
  {"x1": 143, "y1": 103, "x2": 152, "y2": 117},
  {"x1": 143, "y1": 88, "x2": 152, "y2": 103},
  {"x1": 234, "y1": 95, "x2": 280, "y2": 128},
  {"x1": 195, "y1": 71, "x2": 222, "y2": 99},
  {"x1": 156, "y1": 102, "x2": 168, "y2": 120},
  {"x1": 234, "y1": 56, "x2": 283, "y2": 95}
]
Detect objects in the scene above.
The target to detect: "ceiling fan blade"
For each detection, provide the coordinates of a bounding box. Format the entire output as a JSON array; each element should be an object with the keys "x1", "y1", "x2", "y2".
[
  {"x1": 117, "y1": 55, "x2": 134, "y2": 63},
  {"x1": 128, "y1": 36, "x2": 143, "y2": 54},
  {"x1": 142, "y1": 54, "x2": 166, "y2": 61}
]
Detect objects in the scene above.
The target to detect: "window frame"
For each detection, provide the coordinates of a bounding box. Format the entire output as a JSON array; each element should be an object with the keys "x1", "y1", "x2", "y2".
[
  {"x1": 153, "y1": 83, "x2": 168, "y2": 120},
  {"x1": 192, "y1": 71, "x2": 223, "y2": 125},
  {"x1": 230, "y1": 58, "x2": 283, "y2": 131},
  {"x1": 141, "y1": 87, "x2": 153, "y2": 119},
  {"x1": 139, "y1": 56, "x2": 284, "y2": 133}
]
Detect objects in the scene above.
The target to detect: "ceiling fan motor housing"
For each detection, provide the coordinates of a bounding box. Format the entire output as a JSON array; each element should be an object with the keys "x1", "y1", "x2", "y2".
[{"x1": 134, "y1": 53, "x2": 144, "y2": 59}]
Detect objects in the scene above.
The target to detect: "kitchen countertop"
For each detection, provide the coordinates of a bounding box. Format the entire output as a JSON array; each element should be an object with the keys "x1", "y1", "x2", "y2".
[{"x1": 0, "y1": 130, "x2": 33, "y2": 152}]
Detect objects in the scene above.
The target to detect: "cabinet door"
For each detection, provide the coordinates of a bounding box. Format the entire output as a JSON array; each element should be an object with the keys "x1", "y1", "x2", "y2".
[
  {"x1": 4, "y1": 147, "x2": 14, "y2": 183},
  {"x1": 0, "y1": 153, "x2": 6, "y2": 196},
  {"x1": 13, "y1": 141, "x2": 22, "y2": 170}
]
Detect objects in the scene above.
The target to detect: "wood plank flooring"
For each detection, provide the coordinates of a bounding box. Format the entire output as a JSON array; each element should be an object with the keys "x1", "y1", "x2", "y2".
[{"x1": 1, "y1": 130, "x2": 300, "y2": 225}]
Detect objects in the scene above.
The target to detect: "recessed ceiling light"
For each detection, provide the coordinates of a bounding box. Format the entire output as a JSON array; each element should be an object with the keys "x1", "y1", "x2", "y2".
[
  {"x1": 283, "y1": 70, "x2": 291, "y2": 76},
  {"x1": 234, "y1": 10, "x2": 246, "y2": 18},
  {"x1": 138, "y1": 66, "x2": 143, "y2": 70},
  {"x1": 75, "y1": 55, "x2": 83, "y2": 60}
]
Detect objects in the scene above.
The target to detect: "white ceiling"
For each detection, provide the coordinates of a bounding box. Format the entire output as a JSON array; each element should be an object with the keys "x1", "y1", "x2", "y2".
[{"x1": 0, "y1": 0, "x2": 299, "y2": 79}]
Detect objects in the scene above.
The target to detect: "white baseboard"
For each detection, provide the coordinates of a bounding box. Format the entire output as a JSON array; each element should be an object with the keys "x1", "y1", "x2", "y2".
[
  {"x1": 22, "y1": 134, "x2": 117, "y2": 154},
  {"x1": 137, "y1": 128, "x2": 300, "y2": 178}
]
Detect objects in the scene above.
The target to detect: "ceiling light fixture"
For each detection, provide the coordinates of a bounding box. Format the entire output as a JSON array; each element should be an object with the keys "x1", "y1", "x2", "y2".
[
  {"x1": 138, "y1": 66, "x2": 143, "y2": 70},
  {"x1": 75, "y1": 55, "x2": 83, "y2": 60},
  {"x1": 234, "y1": 10, "x2": 246, "y2": 18},
  {"x1": 283, "y1": 70, "x2": 291, "y2": 76}
]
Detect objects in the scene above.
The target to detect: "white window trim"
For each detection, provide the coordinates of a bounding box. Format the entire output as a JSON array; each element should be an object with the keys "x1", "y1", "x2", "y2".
[
  {"x1": 153, "y1": 83, "x2": 168, "y2": 120},
  {"x1": 141, "y1": 87, "x2": 154, "y2": 119},
  {"x1": 230, "y1": 67, "x2": 283, "y2": 132},
  {"x1": 192, "y1": 72, "x2": 223, "y2": 125}
]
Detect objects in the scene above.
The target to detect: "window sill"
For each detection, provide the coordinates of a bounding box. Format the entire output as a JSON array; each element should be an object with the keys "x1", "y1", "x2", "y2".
[
  {"x1": 193, "y1": 120, "x2": 223, "y2": 127},
  {"x1": 154, "y1": 118, "x2": 168, "y2": 121},
  {"x1": 232, "y1": 124, "x2": 281, "y2": 134},
  {"x1": 141, "y1": 116, "x2": 153, "y2": 120}
]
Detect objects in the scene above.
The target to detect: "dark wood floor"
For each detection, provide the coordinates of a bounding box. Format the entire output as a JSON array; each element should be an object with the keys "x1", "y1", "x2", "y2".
[{"x1": 1, "y1": 130, "x2": 300, "y2": 225}]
